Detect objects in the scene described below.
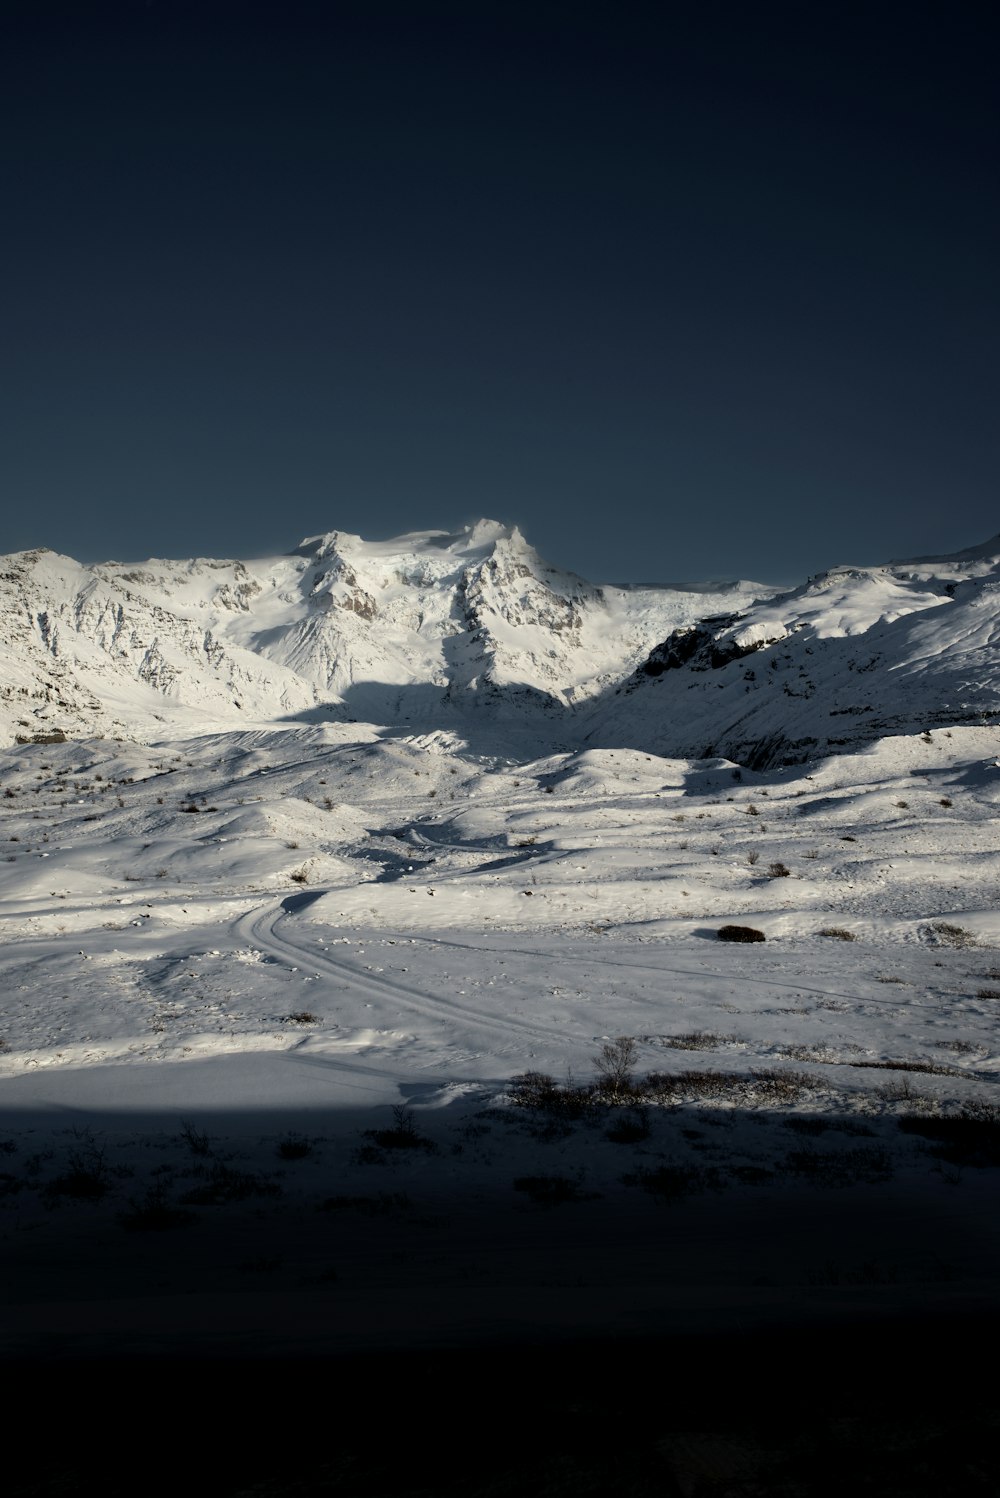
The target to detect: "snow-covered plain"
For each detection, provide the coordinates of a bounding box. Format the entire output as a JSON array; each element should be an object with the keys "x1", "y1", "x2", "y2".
[{"x1": 1, "y1": 527, "x2": 999, "y2": 1360}]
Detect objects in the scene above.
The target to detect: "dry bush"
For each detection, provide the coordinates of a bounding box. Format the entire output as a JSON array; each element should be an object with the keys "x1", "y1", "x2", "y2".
[
  {"x1": 718, "y1": 924, "x2": 766, "y2": 942},
  {"x1": 643, "y1": 1069, "x2": 812, "y2": 1105},
  {"x1": 622, "y1": 1162, "x2": 722, "y2": 1202},
  {"x1": 898, "y1": 1102, "x2": 1000, "y2": 1165},
  {"x1": 179, "y1": 1121, "x2": 212, "y2": 1157},
  {"x1": 593, "y1": 1036, "x2": 639, "y2": 1102},
  {"x1": 512, "y1": 1174, "x2": 592, "y2": 1206},
  {"x1": 748, "y1": 1070, "x2": 815, "y2": 1103},
  {"x1": 657, "y1": 1031, "x2": 738, "y2": 1051},
  {"x1": 938, "y1": 1039, "x2": 987, "y2": 1056},
  {"x1": 929, "y1": 922, "x2": 976, "y2": 948},
  {"x1": 510, "y1": 1049, "x2": 812, "y2": 1116},
  {"x1": 181, "y1": 1164, "x2": 281, "y2": 1205},
  {"x1": 605, "y1": 1108, "x2": 651, "y2": 1143},
  {"x1": 364, "y1": 1106, "x2": 437, "y2": 1153},
  {"x1": 776, "y1": 1043, "x2": 848, "y2": 1063},
  {"x1": 852, "y1": 1059, "x2": 960, "y2": 1076},
  {"x1": 120, "y1": 1185, "x2": 194, "y2": 1232},
  {"x1": 276, "y1": 1133, "x2": 312, "y2": 1160},
  {"x1": 875, "y1": 1076, "x2": 925, "y2": 1103},
  {"x1": 44, "y1": 1136, "x2": 109, "y2": 1201},
  {"x1": 506, "y1": 1071, "x2": 592, "y2": 1118},
  {"x1": 783, "y1": 1146, "x2": 893, "y2": 1187}
]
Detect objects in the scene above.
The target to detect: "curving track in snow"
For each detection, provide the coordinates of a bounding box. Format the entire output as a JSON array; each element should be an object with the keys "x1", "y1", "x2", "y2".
[{"x1": 233, "y1": 896, "x2": 578, "y2": 1053}]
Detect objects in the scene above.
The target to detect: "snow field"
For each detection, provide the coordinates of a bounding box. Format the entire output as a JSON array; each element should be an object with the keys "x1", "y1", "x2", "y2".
[{"x1": 0, "y1": 720, "x2": 997, "y2": 1355}]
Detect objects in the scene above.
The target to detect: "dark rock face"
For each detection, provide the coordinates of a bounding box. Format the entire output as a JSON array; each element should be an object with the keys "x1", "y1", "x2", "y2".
[
  {"x1": 639, "y1": 614, "x2": 786, "y2": 677},
  {"x1": 640, "y1": 623, "x2": 720, "y2": 676}
]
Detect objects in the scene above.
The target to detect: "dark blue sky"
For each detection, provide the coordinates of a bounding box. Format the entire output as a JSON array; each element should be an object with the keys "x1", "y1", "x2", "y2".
[{"x1": 2, "y1": 1, "x2": 997, "y2": 584}]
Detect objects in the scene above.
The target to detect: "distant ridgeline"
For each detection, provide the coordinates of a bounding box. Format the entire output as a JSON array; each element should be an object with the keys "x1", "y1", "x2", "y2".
[{"x1": 1, "y1": 525, "x2": 999, "y2": 767}]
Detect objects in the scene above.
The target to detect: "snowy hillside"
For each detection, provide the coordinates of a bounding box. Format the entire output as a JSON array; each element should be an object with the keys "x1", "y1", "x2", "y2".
[
  {"x1": 4, "y1": 523, "x2": 1000, "y2": 769},
  {"x1": 3, "y1": 715, "x2": 1000, "y2": 1359},
  {"x1": 0, "y1": 521, "x2": 769, "y2": 749},
  {"x1": 591, "y1": 538, "x2": 1000, "y2": 768}
]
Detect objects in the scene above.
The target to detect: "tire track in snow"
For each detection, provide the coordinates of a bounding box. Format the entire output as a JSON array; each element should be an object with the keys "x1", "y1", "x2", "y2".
[{"x1": 233, "y1": 898, "x2": 578, "y2": 1051}]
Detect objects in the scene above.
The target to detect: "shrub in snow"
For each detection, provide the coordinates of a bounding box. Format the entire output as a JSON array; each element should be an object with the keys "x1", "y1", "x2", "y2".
[
  {"x1": 276, "y1": 1133, "x2": 312, "y2": 1160},
  {"x1": 622, "y1": 1163, "x2": 722, "y2": 1201},
  {"x1": 784, "y1": 1146, "x2": 893, "y2": 1187},
  {"x1": 181, "y1": 1164, "x2": 281, "y2": 1205},
  {"x1": 512, "y1": 1174, "x2": 590, "y2": 1205},
  {"x1": 45, "y1": 1139, "x2": 108, "y2": 1201},
  {"x1": 929, "y1": 922, "x2": 976, "y2": 948},
  {"x1": 898, "y1": 1102, "x2": 1000, "y2": 1166},
  {"x1": 179, "y1": 1121, "x2": 212, "y2": 1157},
  {"x1": 364, "y1": 1106, "x2": 436, "y2": 1153},
  {"x1": 718, "y1": 924, "x2": 766, "y2": 942},
  {"x1": 120, "y1": 1185, "x2": 194, "y2": 1232},
  {"x1": 593, "y1": 1035, "x2": 639, "y2": 1102},
  {"x1": 507, "y1": 1070, "x2": 591, "y2": 1117},
  {"x1": 605, "y1": 1108, "x2": 650, "y2": 1143}
]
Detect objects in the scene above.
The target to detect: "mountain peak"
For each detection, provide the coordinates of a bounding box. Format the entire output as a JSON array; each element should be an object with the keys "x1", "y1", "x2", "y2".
[
  {"x1": 294, "y1": 518, "x2": 522, "y2": 564},
  {"x1": 458, "y1": 518, "x2": 521, "y2": 550},
  {"x1": 0, "y1": 521, "x2": 772, "y2": 746},
  {"x1": 10, "y1": 524, "x2": 996, "y2": 764}
]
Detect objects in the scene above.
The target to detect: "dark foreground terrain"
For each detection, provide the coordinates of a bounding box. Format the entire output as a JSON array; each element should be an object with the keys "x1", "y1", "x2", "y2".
[
  {"x1": 7, "y1": 1316, "x2": 999, "y2": 1498},
  {"x1": 4, "y1": 1086, "x2": 1000, "y2": 1494}
]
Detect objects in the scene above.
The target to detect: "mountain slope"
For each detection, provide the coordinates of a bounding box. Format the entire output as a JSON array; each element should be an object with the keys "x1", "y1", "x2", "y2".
[
  {"x1": 588, "y1": 540, "x2": 1000, "y2": 767},
  {"x1": 4, "y1": 523, "x2": 999, "y2": 765},
  {"x1": 0, "y1": 521, "x2": 769, "y2": 747}
]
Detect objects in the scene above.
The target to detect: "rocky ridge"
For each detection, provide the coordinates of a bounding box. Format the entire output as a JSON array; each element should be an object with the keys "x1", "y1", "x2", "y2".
[
  {"x1": 3, "y1": 521, "x2": 998, "y2": 767},
  {"x1": 0, "y1": 521, "x2": 765, "y2": 748}
]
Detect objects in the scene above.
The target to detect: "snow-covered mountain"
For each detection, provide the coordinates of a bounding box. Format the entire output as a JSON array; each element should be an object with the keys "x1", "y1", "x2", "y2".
[
  {"x1": 590, "y1": 537, "x2": 1000, "y2": 767},
  {"x1": 5, "y1": 528, "x2": 1000, "y2": 1364},
  {"x1": 0, "y1": 520, "x2": 768, "y2": 747},
  {"x1": 2, "y1": 520, "x2": 999, "y2": 765}
]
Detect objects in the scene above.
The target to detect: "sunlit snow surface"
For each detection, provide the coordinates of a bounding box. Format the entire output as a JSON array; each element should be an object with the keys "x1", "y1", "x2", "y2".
[{"x1": 1, "y1": 720, "x2": 999, "y2": 1354}]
